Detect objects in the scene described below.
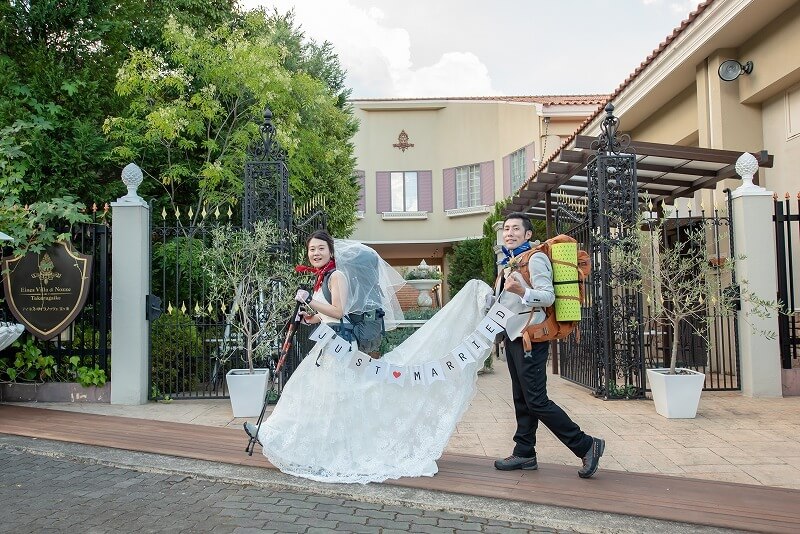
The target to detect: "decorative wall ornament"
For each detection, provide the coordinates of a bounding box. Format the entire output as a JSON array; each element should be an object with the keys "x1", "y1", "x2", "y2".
[
  {"x1": 393, "y1": 130, "x2": 415, "y2": 152},
  {"x1": 2, "y1": 241, "x2": 93, "y2": 341}
]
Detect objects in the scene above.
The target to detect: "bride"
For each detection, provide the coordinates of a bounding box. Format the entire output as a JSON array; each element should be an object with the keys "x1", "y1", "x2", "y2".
[{"x1": 253, "y1": 230, "x2": 493, "y2": 484}]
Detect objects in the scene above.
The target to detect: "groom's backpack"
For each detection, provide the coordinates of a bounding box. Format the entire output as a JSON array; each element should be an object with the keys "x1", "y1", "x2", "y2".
[
  {"x1": 321, "y1": 247, "x2": 386, "y2": 353},
  {"x1": 505, "y1": 235, "x2": 591, "y2": 351}
]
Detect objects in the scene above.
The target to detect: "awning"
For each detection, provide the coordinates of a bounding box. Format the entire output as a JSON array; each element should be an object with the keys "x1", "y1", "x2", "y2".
[{"x1": 504, "y1": 135, "x2": 774, "y2": 219}]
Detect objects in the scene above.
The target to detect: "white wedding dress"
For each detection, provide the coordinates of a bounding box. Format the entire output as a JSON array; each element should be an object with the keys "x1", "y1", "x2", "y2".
[{"x1": 258, "y1": 278, "x2": 494, "y2": 484}]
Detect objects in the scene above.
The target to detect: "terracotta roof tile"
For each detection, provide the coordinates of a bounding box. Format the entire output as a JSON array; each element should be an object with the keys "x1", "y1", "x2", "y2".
[{"x1": 350, "y1": 95, "x2": 609, "y2": 105}]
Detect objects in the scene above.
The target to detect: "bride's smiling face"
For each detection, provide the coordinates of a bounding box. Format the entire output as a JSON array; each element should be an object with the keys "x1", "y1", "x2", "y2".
[{"x1": 307, "y1": 238, "x2": 332, "y2": 268}]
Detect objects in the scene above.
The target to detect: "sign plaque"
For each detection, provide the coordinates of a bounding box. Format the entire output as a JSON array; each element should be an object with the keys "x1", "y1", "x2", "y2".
[{"x1": 2, "y1": 242, "x2": 93, "y2": 341}]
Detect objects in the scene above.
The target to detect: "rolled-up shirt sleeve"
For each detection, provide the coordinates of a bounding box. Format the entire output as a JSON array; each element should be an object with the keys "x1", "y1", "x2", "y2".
[{"x1": 520, "y1": 252, "x2": 555, "y2": 307}]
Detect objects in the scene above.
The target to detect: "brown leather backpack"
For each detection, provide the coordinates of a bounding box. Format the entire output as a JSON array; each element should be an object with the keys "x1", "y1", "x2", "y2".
[{"x1": 503, "y1": 235, "x2": 590, "y2": 352}]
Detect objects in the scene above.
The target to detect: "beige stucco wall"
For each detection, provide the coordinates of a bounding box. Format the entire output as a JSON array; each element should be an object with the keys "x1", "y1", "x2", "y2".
[
  {"x1": 630, "y1": 84, "x2": 698, "y2": 145},
  {"x1": 738, "y1": 1, "x2": 800, "y2": 105},
  {"x1": 761, "y1": 84, "x2": 800, "y2": 195},
  {"x1": 351, "y1": 101, "x2": 544, "y2": 245}
]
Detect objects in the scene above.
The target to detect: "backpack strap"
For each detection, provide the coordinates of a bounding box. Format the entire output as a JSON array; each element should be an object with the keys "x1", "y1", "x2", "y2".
[{"x1": 321, "y1": 269, "x2": 335, "y2": 304}]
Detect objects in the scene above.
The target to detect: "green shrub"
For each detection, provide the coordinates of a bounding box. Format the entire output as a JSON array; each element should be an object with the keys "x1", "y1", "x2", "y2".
[
  {"x1": 0, "y1": 335, "x2": 56, "y2": 382},
  {"x1": 404, "y1": 267, "x2": 441, "y2": 280},
  {"x1": 150, "y1": 311, "x2": 205, "y2": 397},
  {"x1": 448, "y1": 238, "x2": 485, "y2": 296}
]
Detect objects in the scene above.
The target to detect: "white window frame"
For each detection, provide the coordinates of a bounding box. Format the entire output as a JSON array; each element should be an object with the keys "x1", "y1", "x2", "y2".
[
  {"x1": 510, "y1": 148, "x2": 526, "y2": 192},
  {"x1": 390, "y1": 171, "x2": 418, "y2": 212},
  {"x1": 455, "y1": 164, "x2": 481, "y2": 209}
]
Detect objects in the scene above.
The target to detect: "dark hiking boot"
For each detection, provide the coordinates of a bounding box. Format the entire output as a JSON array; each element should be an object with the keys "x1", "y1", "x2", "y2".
[
  {"x1": 578, "y1": 437, "x2": 605, "y2": 478},
  {"x1": 494, "y1": 454, "x2": 538, "y2": 471}
]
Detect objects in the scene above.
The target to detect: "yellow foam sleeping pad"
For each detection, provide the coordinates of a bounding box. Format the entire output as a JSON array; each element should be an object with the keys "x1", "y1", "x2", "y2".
[{"x1": 550, "y1": 242, "x2": 581, "y2": 322}]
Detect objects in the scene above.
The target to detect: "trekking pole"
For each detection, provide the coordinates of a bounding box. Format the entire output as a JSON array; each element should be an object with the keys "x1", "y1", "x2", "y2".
[{"x1": 244, "y1": 291, "x2": 306, "y2": 455}]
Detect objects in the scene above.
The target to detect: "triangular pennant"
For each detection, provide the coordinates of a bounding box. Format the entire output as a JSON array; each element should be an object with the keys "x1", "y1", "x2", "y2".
[
  {"x1": 487, "y1": 301, "x2": 514, "y2": 328},
  {"x1": 475, "y1": 315, "x2": 505, "y2": 343},
  {"x1": 410, "y1": 365, "x2": 426, "y2": 387},
  {"x1": 366, "y1": 357, "x2": 387, "y2": 381},
  {"x1": 309, "y1": 322, "x2": 336, "y2": 345},
  {"x1": 386, "y1": 364, "x2": 407, "y2": 387},
  {"x1": 347, "y1": 351, "x2": 369, "y2": 371},
  {"x1": 424, "y1": 360, "x2": 445, "y2": 383},
  {"x1": 324, "y1": 336, "x2": 352, "y2": 358},
  {"x1": 450, "y1": 343, "x2": 476, "y2": 370}
]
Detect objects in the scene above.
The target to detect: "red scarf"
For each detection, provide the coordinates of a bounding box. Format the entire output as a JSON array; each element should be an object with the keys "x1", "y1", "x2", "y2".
[{"x1": 295, "y1": 259, "x2": 336, "y2": 292}]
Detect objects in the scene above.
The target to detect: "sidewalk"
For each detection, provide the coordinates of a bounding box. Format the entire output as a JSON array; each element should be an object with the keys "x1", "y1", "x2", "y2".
[
  {"x1": 3, "y1": 360, "x2": 800, "y2": 533},
  {"x1": 13, "y1": 359, "x2": 800, "y2": 489}
]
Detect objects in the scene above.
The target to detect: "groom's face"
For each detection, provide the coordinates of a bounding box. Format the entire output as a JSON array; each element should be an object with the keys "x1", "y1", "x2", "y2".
[{"x1": 503, "y1": 218, "x2": 532, "y2": 250}]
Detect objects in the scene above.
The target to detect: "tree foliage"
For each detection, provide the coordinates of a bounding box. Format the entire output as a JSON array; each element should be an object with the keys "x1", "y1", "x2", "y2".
[
  {"x1": 0, "y1": 0, "x2": 240, "y2": 205},
  {"x1": 447, "y1": 239, "x2": 485, "y2": 296},
  {"x1": 609, "y1": 216, "x2": 781, "y2": 374},
  {"x1": 201, "y1": 221, "x2": 301, "y2": 373},
  {"x1": 104, "y1": 11, "x2": 359, "y2": 235}
]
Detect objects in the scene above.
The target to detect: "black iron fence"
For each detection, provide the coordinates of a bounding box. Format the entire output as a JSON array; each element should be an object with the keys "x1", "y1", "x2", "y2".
[
  {"x1": 148, "y1": 198, "x2": 327, "y2": 400},
  {"x1": 0, "y1": 207, "x2": 112, "y2": 377},
  {"x1": 639, "y1": 204, "x2": 740, "y2": 391},
  {"x1": 149, "y1": 205, "x2": 242, "y2": 399},
  {"x1": 555, "y1": 197, "x2": 740, "y2": 394},
  {"x1": 774, "y1": 193, "x2": 800, "y2": 370}
]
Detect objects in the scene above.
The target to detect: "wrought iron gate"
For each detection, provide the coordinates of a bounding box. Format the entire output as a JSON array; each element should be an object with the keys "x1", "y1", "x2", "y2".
[
  {"x1": 555, "y1": 105, "x2": 740, "y2": 397},
  {"x1": 148, "y1": 107, "x2": 328, "y2": 399}
]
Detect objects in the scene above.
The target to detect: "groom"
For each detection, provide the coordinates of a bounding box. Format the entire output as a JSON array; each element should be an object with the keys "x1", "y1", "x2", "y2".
[{"x1": 492, "y1": 212, "x2": 604, "y2": 478}]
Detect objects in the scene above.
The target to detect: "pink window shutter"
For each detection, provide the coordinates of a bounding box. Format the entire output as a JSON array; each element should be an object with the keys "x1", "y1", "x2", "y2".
[
  {"x1": 442, "y1": 168, "x2": 456, "y2": 211},
  {"x1": 524, "y1": 142, "x2": 536, "y2": 179},
  {"x1": 376, "y1": 171, "x2": 390, "y2": 213},
  {"x1": 418, "y1": 170, "x2": 432, "y2": 212},
  {"x1": 356, "y1": 170, "x2": 366, "y2": 211},
  {"x1": 502, "y1": 155, "x2": 511, "y2": 197},
  {"x1": 480, "y1": 161, "x2": 495, "y2": 206}
]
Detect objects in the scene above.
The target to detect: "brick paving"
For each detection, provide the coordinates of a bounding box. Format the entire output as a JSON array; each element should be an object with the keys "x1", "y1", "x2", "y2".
[{"x1": 0, "y1": 448, "x2": 567, "y2": 534}]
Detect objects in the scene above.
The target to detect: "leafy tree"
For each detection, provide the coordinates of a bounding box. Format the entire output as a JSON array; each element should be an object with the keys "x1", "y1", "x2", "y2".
[
  {"x1": 448, "y1": 239, "x2": 485, "y2": 296},
  {"x1": 0, "y1": 0, "x2": 240, "y2": 205},
  {"x1": 104, "y1": 12, "x2": 359, "y2": 236},
  {"x1": 201, "y1": 221, "x2": 300, "y2": 373},
  {"x1": 0, "y1": 122, "x2": 91, "y2": 255}
]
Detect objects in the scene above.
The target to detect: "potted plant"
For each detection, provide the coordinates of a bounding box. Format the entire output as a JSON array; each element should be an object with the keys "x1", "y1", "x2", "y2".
[
  {"x1": 202, "y1": 221, "x2": 299, "y2": 417},
  {"x1": 404, "y1": 260, "x2": 441, "y2": 307},
  {"x1": 611, "y1": 213, "x2": 779, "y2": 418}
]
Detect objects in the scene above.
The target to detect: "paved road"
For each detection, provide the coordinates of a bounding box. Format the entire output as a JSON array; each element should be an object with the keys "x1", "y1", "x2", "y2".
[{"x1": 0, "y1": 448, "x2": 565, "y2": 533}]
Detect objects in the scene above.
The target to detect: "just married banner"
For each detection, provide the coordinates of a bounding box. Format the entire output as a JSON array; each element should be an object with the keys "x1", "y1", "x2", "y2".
[{"x1": 308, "y1": 301, "x2": 514, "y2": 387}]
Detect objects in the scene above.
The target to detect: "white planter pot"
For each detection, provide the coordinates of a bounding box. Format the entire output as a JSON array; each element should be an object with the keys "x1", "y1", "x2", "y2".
[
  {"x1": 646, "y1": 368, "x2": 706, "y2": 419},
  {"x1": 226, "y1": 368, "x2": 269, "y2": 418},
  {"x1": 407, "y1": 279, "x2": 439, "y2": 307}
]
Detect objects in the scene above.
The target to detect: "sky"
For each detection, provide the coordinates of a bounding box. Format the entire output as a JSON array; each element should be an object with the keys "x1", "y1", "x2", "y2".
[{"x1": 241, "y1": 0, "x2": 702, "y2": 98}]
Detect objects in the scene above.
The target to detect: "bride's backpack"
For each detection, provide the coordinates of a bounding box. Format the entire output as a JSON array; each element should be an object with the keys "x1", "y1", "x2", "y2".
[
  {"x1": 321, "y1": 248, "x2": 386, "y2": 353},
  {"x1": 504, "y1": 235, "x2": 591, "y2": 352}
]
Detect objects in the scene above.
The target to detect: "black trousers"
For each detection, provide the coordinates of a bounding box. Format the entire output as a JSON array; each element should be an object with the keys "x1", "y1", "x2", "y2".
[{"x1": 504, "y1": 336, "x2": 593, "y2": 458}]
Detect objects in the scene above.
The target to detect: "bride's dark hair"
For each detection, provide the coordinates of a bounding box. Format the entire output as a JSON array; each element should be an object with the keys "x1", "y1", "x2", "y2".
[{"x1": 306, "y1": 230, "x2": 335, "y2": 256}]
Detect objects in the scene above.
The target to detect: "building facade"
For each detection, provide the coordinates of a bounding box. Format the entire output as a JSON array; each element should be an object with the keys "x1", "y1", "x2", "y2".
[{"x1": 349, "y1": 96, "x2": 605, "y2": 301}]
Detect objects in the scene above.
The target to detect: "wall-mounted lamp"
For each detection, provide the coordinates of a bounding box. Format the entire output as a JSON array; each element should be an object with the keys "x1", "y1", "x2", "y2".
[{"x1": 718, "y1": 60, "x2": 753, "y2": 82}]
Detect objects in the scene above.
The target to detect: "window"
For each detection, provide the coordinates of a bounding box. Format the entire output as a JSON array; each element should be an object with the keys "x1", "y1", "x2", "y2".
[
  {"x1": 455, "y1": 164, "x2": 480, "y2": 208},
  {"x1": 390, "y1": 171, "x2": 418, "y2": 212},
  {"x1": 510, "y1": 148, "x2": 526, "y2": 192}
]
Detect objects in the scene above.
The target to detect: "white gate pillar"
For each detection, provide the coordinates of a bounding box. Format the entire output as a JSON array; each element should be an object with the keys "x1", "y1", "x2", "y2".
[
  {"x1": 731, "y1": 153, "x2": 782, "y2": 397},
  {"x1": 110, "y1": 164, "x2": 150, "y2": 405}
]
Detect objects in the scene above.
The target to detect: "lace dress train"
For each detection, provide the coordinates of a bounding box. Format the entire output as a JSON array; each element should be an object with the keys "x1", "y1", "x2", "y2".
[{"x1": 258, "y1": 279, "x2": 494, "y2": 484}]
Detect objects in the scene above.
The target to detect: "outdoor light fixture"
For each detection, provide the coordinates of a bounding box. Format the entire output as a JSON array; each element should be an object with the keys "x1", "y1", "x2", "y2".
[{"x1": 718, "y1": 60, "x2": 753, "y2": 82}]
